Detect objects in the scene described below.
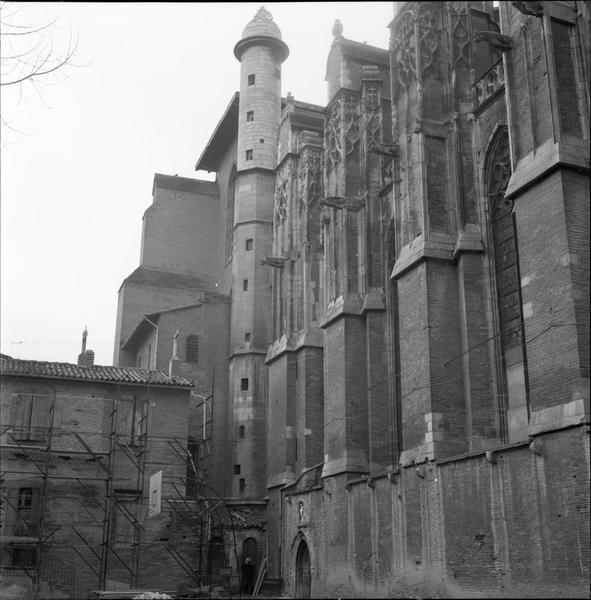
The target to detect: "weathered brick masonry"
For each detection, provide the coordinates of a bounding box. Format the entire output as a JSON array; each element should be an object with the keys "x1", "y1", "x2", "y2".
[{"x1": 108, "y1": 2, "x2": 589, "y2": 598}]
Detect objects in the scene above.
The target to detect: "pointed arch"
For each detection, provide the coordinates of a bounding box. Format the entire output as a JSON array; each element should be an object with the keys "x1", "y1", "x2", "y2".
[
  {"x1": 293, "y1": 536, "x2": 311, "y2": 599},
  {"x1": 484, "y1": 126, "x2": 530, "y2": 441}
]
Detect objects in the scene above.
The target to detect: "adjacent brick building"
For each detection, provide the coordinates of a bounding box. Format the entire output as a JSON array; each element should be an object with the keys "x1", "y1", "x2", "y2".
[
  {"x1": 111, "y1": 3, "x2": 589, "y2": 598},
  {"x1": 0, "y1": 358, "x2": 195, "y2": 598}
]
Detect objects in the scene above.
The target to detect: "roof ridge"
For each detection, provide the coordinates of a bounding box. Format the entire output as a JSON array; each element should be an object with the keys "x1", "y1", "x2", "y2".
[{"x1": 0, "y1": 357, "x2": 193, "y2": 388}]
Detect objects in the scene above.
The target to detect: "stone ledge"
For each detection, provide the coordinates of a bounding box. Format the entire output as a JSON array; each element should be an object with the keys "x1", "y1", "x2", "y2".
[
  {"x1": 319, "y1": 294, "x2": 364, "y2": 328},
  {"x1": 361, "y1": 288, "x2": 385, "y2": 312},
  {"x1": 267, "y1": 470, "x2": 296, "y2": 489},
  {"x1": 452, "y1": 229, "x2": 484, "y2": 259},
  {"x1": 391, "y1": 234, "x2": 456, "y2": 279},
  {"x1": 505, "y1": 137, "x2": 590, "y2": 199},
  {"x1": 528, "y1": 397, "x2": 590, "y2": 437},
  {"x1": 321, "y1": 453, "x2": 368, "y2": 479},
  {"x1": 399, "y1": 439, "x2": 468, "y2": 467},
  {"x1": 265, "y1": 330, "x2": 324, "y2": 363}
]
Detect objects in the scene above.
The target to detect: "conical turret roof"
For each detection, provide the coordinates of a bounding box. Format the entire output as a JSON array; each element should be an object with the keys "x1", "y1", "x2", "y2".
[{"x1": 234, "y1": 6, "x2": 289, "y2": 63}]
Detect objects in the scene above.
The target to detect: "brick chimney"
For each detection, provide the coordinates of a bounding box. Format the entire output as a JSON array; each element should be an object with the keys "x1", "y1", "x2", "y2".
[{"x1": 77, "y1": 327, "x2": 95, "y2": 366}]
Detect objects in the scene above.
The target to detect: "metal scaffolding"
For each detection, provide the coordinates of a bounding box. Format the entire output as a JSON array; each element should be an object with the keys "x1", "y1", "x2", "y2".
[
  {"x1": 1, "y1": 385, "x2": 245, "y2": 599},
  {"x1": 0, "y1": 388, "x2": 149, "y2": 598}
]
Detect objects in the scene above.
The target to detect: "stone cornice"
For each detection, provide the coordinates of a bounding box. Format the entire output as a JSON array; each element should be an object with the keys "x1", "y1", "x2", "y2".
[{"x1": 505, "y1": 138, "x2": 590, "y2": 200}]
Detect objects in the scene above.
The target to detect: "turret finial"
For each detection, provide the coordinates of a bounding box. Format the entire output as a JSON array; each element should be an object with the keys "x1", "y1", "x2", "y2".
[{"x1": 254, "y1": 6, "x2": 274, "y2": 22}]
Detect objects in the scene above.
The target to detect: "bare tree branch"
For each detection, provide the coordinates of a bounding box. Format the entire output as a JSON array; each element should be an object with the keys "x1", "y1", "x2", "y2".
[{"x1": 0, "y1": 2, "x2": 78, "y2": 88}]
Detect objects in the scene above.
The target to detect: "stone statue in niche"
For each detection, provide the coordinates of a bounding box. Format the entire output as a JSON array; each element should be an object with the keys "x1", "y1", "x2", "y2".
[{"x1": 298, "y1": 500, "x2": 305, "y2": 522}]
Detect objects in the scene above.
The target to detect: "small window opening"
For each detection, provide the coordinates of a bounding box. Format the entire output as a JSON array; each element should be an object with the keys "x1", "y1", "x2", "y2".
[
  {"x1": 17, "y1": 488, "x2": 33, "y2": 509},
  {"x1": 245, "y1": 238, "x2": 253, "y2": 251},
  {"x1": 243, "y1": 279, "x2": 248, "y2": 291},
  {"x1": 247, "y1": 111, "x2": 254, "y2": 122},
  {"x1": 260, "y1": 138, "x2": 265, "y2": 144},
  {"x1": 247, "y1": 74, "x2": 255, "y2": 85},
  {"x1": 241, "y1": 378, "x2": 249, "y2": 391},
  {"x1": 239, "y1": 425, "x2": 245, "y2": 438},
  {"x1": 239, "y1": 478, "x2": 246, "y2": 492},
  {"x1": 244, "y1": 332, "x2": 251, "y2": 342},
  {"x1": 245, "y1": 149, "x2": 253, "y2": 161},
  {"x1": 233, "y1": 464, "x2": 241, "y2": 475},
  {"x1": 186, "y1": 335, "x2": 199, "y2": 363}
]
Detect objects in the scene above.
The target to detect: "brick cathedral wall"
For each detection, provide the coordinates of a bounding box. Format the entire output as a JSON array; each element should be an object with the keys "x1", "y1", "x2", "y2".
[
  {"x1": 562, "y1": 170, "x2": 590, "y2": 378},
  {"x1": 296, "y1": 347, "x2": 324, "y2": 471},
  {"x1": 267, "y1": 355, "x2": 290, "y2": 485},
  {"x1": 141, "y1": 184, "x2": 221, "y2": 279},
  {"x1": 280, "y1": 426, "x2": 589, "y2": 599},
  {"x1": 514, "y1": 170, "x2": 586, "y2": 411},
  {"x1": 397, "y1": 263, "x2": 431, "y2": 450}
]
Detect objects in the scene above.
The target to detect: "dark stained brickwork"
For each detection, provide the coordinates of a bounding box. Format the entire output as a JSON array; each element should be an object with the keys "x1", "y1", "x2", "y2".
[{"x1": 105, "y1": 3, "x2": 589, "y2": 598}]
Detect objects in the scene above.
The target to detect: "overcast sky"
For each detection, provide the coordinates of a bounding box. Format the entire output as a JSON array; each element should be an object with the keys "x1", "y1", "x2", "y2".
[{"x1": 1, "y1": 2, "x2": 393, "y2": 365}]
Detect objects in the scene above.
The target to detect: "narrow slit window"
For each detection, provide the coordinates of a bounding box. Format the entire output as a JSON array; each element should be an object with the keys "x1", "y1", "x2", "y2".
[
  {"x1": 239, "y1": 478, "x2": 246, "y2": 492},
  {"x1": 245, "y1": 239, "x2": 253, "y2": 251},
  {"x1": 243, "y1": 279, "x2": 248, "y2": 291},
  {"x1": 240, "y1": 378, "x2": 249, "y2": 391},
  {"x1": 247, "y1": 74, "x2": 255, "y2": 85},
  {"x1": 239, "y1": 425, "x2": 245, "y2": 438}
]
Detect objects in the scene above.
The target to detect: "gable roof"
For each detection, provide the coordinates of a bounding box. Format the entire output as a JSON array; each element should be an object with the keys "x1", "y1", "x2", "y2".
[
  {"x1": 0, "y1": 357, "x2": 193, "y2": 388},
  {"x1": 121, "y1": 294, "x2": 229, "y2": 351},
  {"x1": 195, "y1": 93, "x2": 326, "y2": 174},
  {"x1": 195, "y1": 92, "x2": 240, "y2": 173}
]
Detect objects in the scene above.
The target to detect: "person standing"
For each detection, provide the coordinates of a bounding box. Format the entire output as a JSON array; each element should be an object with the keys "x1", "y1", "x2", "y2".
[{"x1": 241, "y1": 557, "x2": 256, "y2": 595}]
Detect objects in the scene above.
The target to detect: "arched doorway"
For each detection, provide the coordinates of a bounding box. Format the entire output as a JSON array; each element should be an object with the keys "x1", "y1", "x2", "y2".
[
  {"x1": 295, "y1": 540, "x2": 311, "y2": 599},
  {"x1": 242, "y1": 536, "x2": 257, "y2": 564}
]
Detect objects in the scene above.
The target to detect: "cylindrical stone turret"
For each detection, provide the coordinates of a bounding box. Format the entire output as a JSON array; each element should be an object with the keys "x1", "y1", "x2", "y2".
[
  {"x1": 234, "y1": 6, "x2": 288, "y2": 172},
  {"x1": 229, "y1": 7, "x2": 289, "y2": 499}
]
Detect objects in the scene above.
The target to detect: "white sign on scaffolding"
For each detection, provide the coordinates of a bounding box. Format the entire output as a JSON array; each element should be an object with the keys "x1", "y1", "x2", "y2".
[{"x1": 148, "y1": 470, "x2": 162, "y2": 516}]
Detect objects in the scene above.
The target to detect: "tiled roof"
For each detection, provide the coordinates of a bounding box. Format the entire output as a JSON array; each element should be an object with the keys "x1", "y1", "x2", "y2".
[{"x1": 0, "y1": 358, "x2": 193, "y2": 388}]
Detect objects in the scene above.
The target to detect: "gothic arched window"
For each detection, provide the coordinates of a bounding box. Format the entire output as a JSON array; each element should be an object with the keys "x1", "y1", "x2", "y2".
[
  {"x1": 484, "y1": 127, "x2": 529, "y2": 439},
  {"x1": 186, "y1": 335, "x2": 199, "y2": 364}
]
